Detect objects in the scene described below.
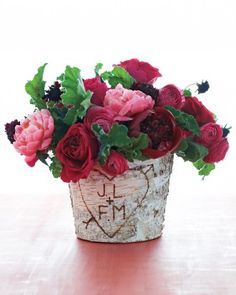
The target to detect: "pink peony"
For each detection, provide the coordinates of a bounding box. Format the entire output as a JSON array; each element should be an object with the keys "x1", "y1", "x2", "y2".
[
  {"x1": 158, "y1": 84, "x2": 184, "y2": 109},
  {"x1": 103, "y1": 84, "x2": 154, "y2": 118},
  {"x1": 13, "y1": 109, "x2": 54, "y2": 167}
]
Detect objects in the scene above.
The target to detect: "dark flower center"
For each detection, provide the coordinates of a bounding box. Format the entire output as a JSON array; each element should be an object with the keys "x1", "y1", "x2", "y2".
[
  {"x1": 140, "y1": 114, "x2": 173, "y2": 149},
  {"x1": 131, "y1": 83, "x2": 159, "y2": 104}
]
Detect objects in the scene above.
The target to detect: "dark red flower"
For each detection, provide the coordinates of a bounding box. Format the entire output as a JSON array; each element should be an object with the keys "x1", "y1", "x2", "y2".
[
  {"x1": 204, "y1": 138, "x2": 229, "y2": 163},
  {"x1": 182, "y1": 96, "x2": 215, "y2": 126},
  {"x1": 117, "y1": 58, "x2": 161, "y2": 84},
  {"x1": 196, "y1": 123, "x2": 223, "y2": 147},
  {"x1": 100, "y1": 150, "x2": 129, "y2": 176},
  {"x1": 129, "y1": 107, "x2": 183, "y2": 158},
  {"x1": 84, "y1": 76, "x2": 108, "y2": 106},
  {"x1": 158, "y1": 84, "x2": 184, "y2": 109},
  {"x1": 5, "y1": 119, "x2": 20, "y2": 143},
  {"x1": 56, "y1": 123, "x2": 99, "y2": 182},
  {"x1": 84, "y1": 106, "x2": 116, "y2": 133}
]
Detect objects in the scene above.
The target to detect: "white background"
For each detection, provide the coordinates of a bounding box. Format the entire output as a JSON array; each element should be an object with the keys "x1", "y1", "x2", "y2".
[{"x1": 0, "y1": 0, "x2": 235, "y2": 198}]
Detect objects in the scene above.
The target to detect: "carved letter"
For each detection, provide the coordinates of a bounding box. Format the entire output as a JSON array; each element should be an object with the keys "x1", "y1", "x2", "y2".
[
  {"x1": 98, "y1": 205, "x2": 108, "y2": 220},
  {"x1": 113, "y1": 184, "x2": 123, "y2": 199},
  {"x1": 113, "y1": 205, "x2": 126, "y2": 220},
  {"x1": 97, "y1": 184, "x2": 106, "y2": 197}
]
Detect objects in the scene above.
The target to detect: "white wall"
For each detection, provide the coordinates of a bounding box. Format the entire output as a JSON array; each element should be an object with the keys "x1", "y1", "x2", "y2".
[{"x1": 0, "y1": 0, "x2": 235, "y2": 196}]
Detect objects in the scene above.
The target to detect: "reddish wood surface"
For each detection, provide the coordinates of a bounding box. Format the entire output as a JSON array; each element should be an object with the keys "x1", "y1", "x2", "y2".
[{"x1": 0, "y1": 191, "x2": 236, "y2": 295}]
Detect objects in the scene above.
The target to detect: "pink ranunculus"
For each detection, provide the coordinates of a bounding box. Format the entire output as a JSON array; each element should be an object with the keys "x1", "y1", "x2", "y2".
[
  {"x1": 13, "y1": 109, "x2": 54, "y2": 167},
  {"x1": 197, "y1": 123, "x2": 223, "y2": 147},
  {"x1": 84, "y1": 106, "x2": 116, "y2": 133},
  {"x1": 84, "y1": 76, "x2": 108, "y2": 106},
  {"x1": 117, "y1": 58, "x2": 161, "y2": 84},
  {"x1": 158, "y1": 84, "x2": 184, "y2": 109},
  {"x1": 103, "y1": 84, "x2": 154, "y2": 118},
  {"x1": 100, "y1": 150, "x2": 129, "y2": 176}
]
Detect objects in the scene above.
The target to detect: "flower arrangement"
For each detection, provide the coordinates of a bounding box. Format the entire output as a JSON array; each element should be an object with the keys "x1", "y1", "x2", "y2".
[{"x1": 5, "y1": 59, "x2": 230, "y2": 182}]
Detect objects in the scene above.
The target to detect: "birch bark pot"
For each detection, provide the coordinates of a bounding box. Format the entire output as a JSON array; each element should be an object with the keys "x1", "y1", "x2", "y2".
[{"x1": 69, "y1": 153, "x2": 174, "y2": 243}]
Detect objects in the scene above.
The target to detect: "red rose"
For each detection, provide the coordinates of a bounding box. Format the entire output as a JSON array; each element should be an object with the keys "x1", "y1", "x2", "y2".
[
  {"x1": 84, "y1": 106, "x2": 116, "y2": 133},
  {"x1": 197, "y1": 123, "x2": 223, "y2": 147},
  {"x1": 56, "y1": 123, "x2": 98, "y2": 182},
  {"x1": 158, "y1": 84, "x2": 184, "y2": 109},
  {"x1": 84, "y1": 76, "x2": 108, "y2": 106},
  {"x1": 204, "y1": 138, "x2": 229, "y2": 163},
  {"x1": 182, "y1": 96, "x2": 215, "y2": 126},
  {"x1": 117, "y1": 58, "x2": 161, "y2": 84},
  {"x1": 100, "y1": 151, "x2": 129, "y2": 176},
  {"x1": 129, "y1": 108, "x2": 183, "y2": 158}
]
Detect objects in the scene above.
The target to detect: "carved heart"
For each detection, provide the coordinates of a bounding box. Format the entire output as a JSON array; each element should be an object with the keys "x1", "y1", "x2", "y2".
[{"x1": 78, "y1": 165, "x2": 154, "y2": 238}]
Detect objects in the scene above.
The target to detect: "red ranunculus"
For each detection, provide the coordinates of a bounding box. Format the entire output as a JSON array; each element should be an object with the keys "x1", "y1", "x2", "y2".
[
  {"x1": 56, "y1": 123, "x2": 98, "y2": 182},
  {"x1": 158, "y1": 84, "x2": 184, "y2": 109},
  {"x1": 117, "y1": 58, "x2": 161, "y2": 84},
  {"x1": 182, "y1": 96, "x2": 215, "y2": 126},
  {"x1": 84, "y1": 76, "x2": 108, "y2": 106},
  {"x1": 129, "y1": 107, "x2": 183, "y2": 158},
  {"x1": 100, "y1": 150, "x2": 129, "y2": 176},
  {"x1": 84, "y1": 106, "x2": 116, "y2": 133},
  {"x1": 204, "y1": 138, "x2": 229, "y2": 163},
  {"x1": 197, "y1": 123, "x2": 223, "y2": 147}
]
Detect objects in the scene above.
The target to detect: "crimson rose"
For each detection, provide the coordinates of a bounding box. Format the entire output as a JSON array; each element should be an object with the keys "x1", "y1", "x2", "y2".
[
  {"x1": 117, "y1": 58, "x2": 161, "y2": 84},
  {"x1": 182, "y1": 96, "x2": 215, "y2": 126},
  {"x1": 158, "y1": 84, "x2": 183, "y2": 109},
  {"x1": 56, "y1": 123, "x2": 98, "y2": 182},
  {"x1": 84, "y1": 76, "x2": 108, "y2": 106},
  {"x1": 129, "y1": 107, "x2": 183, "y2": 158},
  {"x1": 204, "y1": 138, "x2": 229, "y2": 163},
  {"x1": 100, "y1": 150, "x2": 129, "y2": 176}
]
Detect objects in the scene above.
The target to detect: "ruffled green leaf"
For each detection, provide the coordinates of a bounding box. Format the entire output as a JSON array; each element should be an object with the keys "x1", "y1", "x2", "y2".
[
  {"x1": 25, "y1": 63, "x2": 47, "y2": 109},
  {"x1": 193, "y1": 159, "x2": 215, "y2": 177},
  {"x1": 49, "y1": 156, "x2": 62, "y2": 178},
  {"x1": 95, "y1": 63, "x2": 103, "y2": 76},
  {"x1": 101, "y1": 66, "x2": 135, "y2": 89}
]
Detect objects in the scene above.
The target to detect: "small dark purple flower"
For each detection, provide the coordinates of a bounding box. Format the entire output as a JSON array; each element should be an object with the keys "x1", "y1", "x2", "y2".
[
  {"x1": 197, "y1": 81, "x2": 210, "y2": 94},
  {"x1": 131, "y1": 82, "x2": 159, "y2": 103},
  {"x1": 5, "y1": 119, "x2": 20, "y2": 144},
  {"x1": 43, "y1": 81, "x2": 62, "y2": 102},
  {"x1": 222, "y1": 125, "x2": 231, "y2": 138}
]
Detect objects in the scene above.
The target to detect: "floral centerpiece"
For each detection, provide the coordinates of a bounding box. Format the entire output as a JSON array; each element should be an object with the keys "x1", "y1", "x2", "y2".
[{"x1": 5, "y1": 59, "x2": 230, "y2": 243}]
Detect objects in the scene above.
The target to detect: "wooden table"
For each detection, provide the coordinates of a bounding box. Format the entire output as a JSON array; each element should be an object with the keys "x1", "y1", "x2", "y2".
[{"x1": 0, "y1": 190, "x2": 235, "y2": 295}]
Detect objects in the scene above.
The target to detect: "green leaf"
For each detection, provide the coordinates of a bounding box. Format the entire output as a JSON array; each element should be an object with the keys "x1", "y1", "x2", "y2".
[
  {"x1": 165, "y1": 105, "x2": 200, "y2": 136},
  {"x1": 60, "y1": 65, "x2": 92, "y2": 124},
  {"x1": 37, "y1": 151, "x2": 49, "y2": 166},
  {"x1": 118, "y1": 133, "x2": 149, "y2": 162},
  {"x1": 95, "y1": 63, "x2": 103, "y2": 76},
  {"x1": 49, "y1": 156, "x2": 62, "y2": 178},
  {"x1": 178, "y1": 141, "x2": 208, "y2": 162},
  {"x1": 25, "y1": 63, "x2": 47, "y2": 109},
  {"x1": 183, "y1": 89, "x2": 192, "y2": 97},
  {"x1": 101, "y1": 66, "x2": 135, "y2": 89},
  {"x1": 92, "y1": 123, "x2": 131, "y2": 164},
  {"x1": 193, "y1": 159, "x2": 215, "y2": 176},
  {"x1": 175, "y1": 138, "x2": 189, "y2": 152}
]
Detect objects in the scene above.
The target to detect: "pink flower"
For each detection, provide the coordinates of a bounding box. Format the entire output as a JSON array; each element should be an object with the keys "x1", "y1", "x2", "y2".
[
  {"x1": 84, "y1": 106, "x2": 116, "y2": 133},
  {"x1": 13, "y1": 109, "x2": 54, "y2": 167},
  {"x1": 100, "y1": 151, "x2": 129, "y2": 176},
  {"x1": 103, "y1": 84, "x2": 154, "y2": 118},
  {"x1": 158, "y1": 84, "x2": 184, "y2": 109},
  {"x1": 84, "y1": 76, "x2": 108, "y2": 106},
  {"x1": 117, "y1": 58, "x2": 161, "y2": 84}
]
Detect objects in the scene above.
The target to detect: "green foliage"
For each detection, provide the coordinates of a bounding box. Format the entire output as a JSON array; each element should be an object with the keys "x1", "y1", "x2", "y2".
[
  {"x1": 37, "y1": 151, "x2": 49, "y2": 166},
  {"x1": 165, "y1": 105, "x2": 200, "y2": 136},
  {"x1": 94, "y1": 63, "x2": 103, "y2": 76},
  {"x1": 176, "y1": 140, "x2": 208, "y2": 163},
  {"x1": 25, "y1": 63, "x2": 47, "y2": 109},
  {"x1": 49, "y1": 156, "x2": 62, "y2": 178},
  {"x1": 101, "y1": 66, "x2": 135, "y2": 89},
  {"x1": 118, "y1": 133, "x2": 149, "y2": 162},
  {"x1": 183, "y1": 89, "x2": 192, "y2": 97},
  {"x1": 193, "y1": 159, "x2": 215, "y2": 177},
  {"x1": 60, "y1": 66, "x2": 92, "y2": 124}
]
